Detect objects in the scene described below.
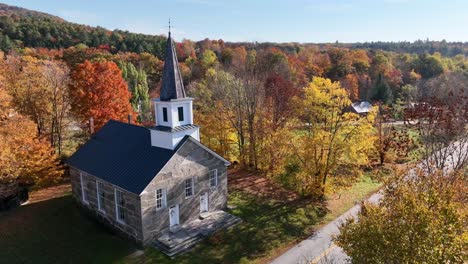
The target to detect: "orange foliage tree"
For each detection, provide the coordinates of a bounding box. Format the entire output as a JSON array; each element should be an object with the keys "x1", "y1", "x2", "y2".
[
  {"x1": 0, "y1": 88, "x2": 63, "y2": 188},
  {"x1": 70, "y1": 60, "x2": 133, "y2": 130},
  {"x1": 340, "y1": 73, "x2": 360, "y2": 101}
]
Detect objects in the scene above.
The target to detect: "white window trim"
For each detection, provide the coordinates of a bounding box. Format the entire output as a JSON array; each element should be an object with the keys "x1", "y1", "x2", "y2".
[
  {"x1": 209, "y1": 169, "x2": 218, "y2": 188},
  {"x1": 155, "y1": 188, "x2": 167, "y2": 210},
  {"x1": 185, "y1": 177, "x2": 195, "y2": 199},
  {"x1": 114, "y1": 188, "x2": 125, "y2": 224},
  {"x1": 96, "y1": 180, "x2": 105, "y2": 213},
  {"x1": 80, "y1": 172, "x2": 89, "y2": 204}
]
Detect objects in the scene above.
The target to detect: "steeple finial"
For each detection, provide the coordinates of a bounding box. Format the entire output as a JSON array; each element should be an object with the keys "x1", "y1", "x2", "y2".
[
  {"x1": 168, "y1": 18, "x2": 171, "y2": 36},
  {"x1": 159, "y1": 19, "x2": 186, "y2": 101}
]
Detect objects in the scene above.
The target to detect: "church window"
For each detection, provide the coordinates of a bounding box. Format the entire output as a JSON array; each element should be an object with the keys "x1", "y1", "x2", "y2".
[
  {"x1": 115, "y1": 189, "x2": 125, "y2": 223},
  {"x1": 156, "y1": 188, "x2": 166, "y2": 209},
  {"x1": 162, "y1": 107, "x2": 168, "y2": 122},
  {"x1": 209, "y1": 169, "x2": 218, "y2": 187},
  {"x1": 96, "y1": 180, "x2": 105, "y2": 212},
  {"x1": 178, "y1": 107, "x2": 184, "y2": 121},
  {"x1": 185, "y1": 178, "x2": 194, "y2": 198}
]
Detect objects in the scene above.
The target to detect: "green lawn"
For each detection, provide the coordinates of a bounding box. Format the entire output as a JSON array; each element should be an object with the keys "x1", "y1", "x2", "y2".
[
  {"x1": 323, "y1": 174, "x2": 382, "y2": 222},
  {"x1": 0, "y1": 175, "x2": 381, "y2": 264},
  {"x1": 0, "y1": 196, "x2": 135, "y2": 264},
  {"x1": 139, "y1": 192, "x2": 327, "y2": 264}
]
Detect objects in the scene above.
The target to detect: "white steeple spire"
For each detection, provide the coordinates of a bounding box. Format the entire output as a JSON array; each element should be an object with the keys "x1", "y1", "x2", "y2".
[{"x1": 149, "y1": 27, "x2": 199, "y2": 150}]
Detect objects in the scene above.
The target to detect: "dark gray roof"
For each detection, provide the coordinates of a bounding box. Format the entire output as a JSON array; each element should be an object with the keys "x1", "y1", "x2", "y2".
[
  {"x1": 153, "y1": 124, "x2": 199, "y2": 133},
  {"x1": 160, "y1": 32, "x2": 186, "y2": 101},
  {"x1": 67, "y1": 120, "x2": 189, "y2": 194}
]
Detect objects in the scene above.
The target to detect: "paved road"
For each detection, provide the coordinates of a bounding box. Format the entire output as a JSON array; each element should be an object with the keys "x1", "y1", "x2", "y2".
[
  {"x1": 271, "y1": 192, "x2": 382, "y2": 264},
  {"x1": 271, "y1": 140, "x2": 467, "y2": 264}
]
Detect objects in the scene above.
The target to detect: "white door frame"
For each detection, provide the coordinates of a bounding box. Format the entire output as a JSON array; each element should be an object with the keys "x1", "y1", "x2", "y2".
[
  {"x1": 169, "y1": 205, "x2": 179, "y2": 227},
  {"x1": 200, "y1": 192, "x2": 209, "y2": 214}
]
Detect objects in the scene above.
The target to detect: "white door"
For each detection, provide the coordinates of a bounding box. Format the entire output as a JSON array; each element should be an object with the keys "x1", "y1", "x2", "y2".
[
  {"x1": 200, "y1": 192, "x2": 209, "y2": 214},
  {"x1": 169, "y1": 205, "x2": 179, "y2": 227}
]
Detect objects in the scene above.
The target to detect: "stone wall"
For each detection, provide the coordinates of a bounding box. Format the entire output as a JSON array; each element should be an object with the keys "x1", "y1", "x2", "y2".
[
  {"x1": 69, "y1": 167, "x2": 144, "y2": 244},
  {"x1": 140, "y1": 139, "x2": 228, "y2": 244}
]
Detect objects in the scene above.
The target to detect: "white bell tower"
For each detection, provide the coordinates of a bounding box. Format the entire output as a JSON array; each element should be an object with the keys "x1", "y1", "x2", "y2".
[{"x1": 150, "y1": 30, "x2": 199, "y2": 150}]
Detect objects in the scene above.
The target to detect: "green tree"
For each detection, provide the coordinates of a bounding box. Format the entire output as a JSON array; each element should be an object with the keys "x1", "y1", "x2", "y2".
[
  {"x1": 119, "y1": 61, "x2": 151, "y2": 123},
  {"x1": 413, "y1": 53, "x2": 444, "y2": 78},
  {"x1": 335, "y1": 169, "x2": 467, "y2": 263},
  {"x1": 372, "y1": 73, "x2": 393, "y2": 104}
]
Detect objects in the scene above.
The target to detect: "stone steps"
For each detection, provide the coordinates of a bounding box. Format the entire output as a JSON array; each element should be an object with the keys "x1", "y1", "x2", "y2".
[
  {"x1": 154, "y1": 233, "x2": 204, "y2": 258},
  {"x1": 153, "y1": 211, "x2": 242, "y2": 258},
  {"x1": 199, "y1": 214, "x2": 241, "y2": 236}
]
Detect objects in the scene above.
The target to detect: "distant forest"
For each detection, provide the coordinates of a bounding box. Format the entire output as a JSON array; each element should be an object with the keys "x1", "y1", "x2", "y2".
[
  {"x1": 0, "y1": 4, "x2": 167, "y2": 58},
  {"x1": 0, "y1": 3, "x2": 467, "y2": 58}
]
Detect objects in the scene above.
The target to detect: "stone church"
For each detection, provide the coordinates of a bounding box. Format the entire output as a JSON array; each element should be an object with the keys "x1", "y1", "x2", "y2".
[{"x1": 68, "y1": 31, "x2": 238, "y2": 256}]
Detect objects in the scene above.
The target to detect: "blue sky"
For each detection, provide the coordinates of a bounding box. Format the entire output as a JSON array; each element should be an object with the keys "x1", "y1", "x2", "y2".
[{"x1": 4, "y1": 0, "x2": 468, "y2": 43}]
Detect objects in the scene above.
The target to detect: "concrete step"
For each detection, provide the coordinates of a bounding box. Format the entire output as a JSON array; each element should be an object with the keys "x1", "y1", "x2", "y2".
[
  {"x1": 154, "y1": 233, "x2": 204, "y2": 258},
  {"x1": 153, "y1": 211, "x2": 242, "y2": 258},
  {"x1": 199, "y1": 216, "x2": 241, "y2": 236}
]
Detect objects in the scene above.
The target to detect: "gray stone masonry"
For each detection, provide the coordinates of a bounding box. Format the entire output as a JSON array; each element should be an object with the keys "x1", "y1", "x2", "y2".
[
  {"x1": 140, "y1": 139, "x2": 228, "y2": 245},
  {"x1": 70, "y1": 167, "x2": 143, "y2": 244}
]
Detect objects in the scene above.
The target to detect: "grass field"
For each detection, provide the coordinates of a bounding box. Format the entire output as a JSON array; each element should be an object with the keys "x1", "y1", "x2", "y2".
[
  {"x1": 0, "y1": 174, "x2": 381, "y2": 264},
  {"x1": 0, "y1": 195, "x2": 135, "y2": 264}
]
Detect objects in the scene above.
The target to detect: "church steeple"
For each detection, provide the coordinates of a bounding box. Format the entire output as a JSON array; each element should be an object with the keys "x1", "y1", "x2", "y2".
[
  {"x1": 160, "y1": 29, "x2": 186, "y2": 101},
  {"x1": 150, "y1": 25, "x2": 200, "y2": 150}
]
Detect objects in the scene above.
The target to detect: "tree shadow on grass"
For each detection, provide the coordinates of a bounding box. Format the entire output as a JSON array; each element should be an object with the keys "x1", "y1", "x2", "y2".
[
  {"x1": 150, "y1": 192, "x2": 328, "y2": 264},
  {"x1": 0, "y1": 195, "x2": 135, "y2": 264}
]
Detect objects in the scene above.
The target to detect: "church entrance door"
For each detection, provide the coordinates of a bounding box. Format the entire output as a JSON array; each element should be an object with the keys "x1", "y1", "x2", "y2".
[
  {"x1": 200, "y1": 192, "x2": 209, "y2": 214},
  {"x1": 169, "y1": 205, "x2": 179, "y2": 228}
]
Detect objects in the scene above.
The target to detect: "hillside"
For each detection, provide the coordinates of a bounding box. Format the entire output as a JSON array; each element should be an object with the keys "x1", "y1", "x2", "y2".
[
  {"x1": 0, "y1": 4, "x2": 167, "y2": 58},
  {"x1": 1, "y1": 4, "x2": 468, "y2": 58}
]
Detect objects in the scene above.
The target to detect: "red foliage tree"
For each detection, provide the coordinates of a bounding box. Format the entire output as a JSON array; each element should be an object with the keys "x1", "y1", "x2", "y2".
[
  {"x1": 264, "y1": 74, "x2": 298, "y2": 130},
  {"x1": 340, "y1": 73, "x2": 360, "y2": 101},
  {"x1": 70, "y1": 60, "x2": 133, "y2": 130}
]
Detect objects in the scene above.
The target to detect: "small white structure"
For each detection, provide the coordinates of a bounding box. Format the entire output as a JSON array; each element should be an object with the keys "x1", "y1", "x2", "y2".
[{"x1": 351, "y1": 101, "x2": 372, "y2": 114}]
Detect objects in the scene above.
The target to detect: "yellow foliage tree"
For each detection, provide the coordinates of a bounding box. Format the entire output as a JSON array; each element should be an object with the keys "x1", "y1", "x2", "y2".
[
  {"x1": 293, "y1": 77, "x2": 375, "y2": 197},
  {"x1": 190, "y1": 69, "x2": 238, "y2": 162},
  {"x1": 1, "y1": 55, "x2": 71, "y2": 154}
]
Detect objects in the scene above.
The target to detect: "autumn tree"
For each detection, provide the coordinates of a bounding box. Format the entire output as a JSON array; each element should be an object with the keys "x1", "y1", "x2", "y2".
[
  {"x1": 200, "y1": 50, "x2": 218, "y2": 70},
  {"x1": 1, "y1": 55, "x2": 71, "y2": 154},
  {"x1": 335, "y1": 169, "x2": 467, "y2": 263},
  {"x1": 405, "y1": 91, "x2": 468, "y2": 171},
  {"x1": 340, "y1": 73, "x2": 359, "y2": 101},
  {"x1": 70, "y1": 60, "x2": 133, "y2": 130},
  {"x1": 0, "y1": 88, "x2": 63, "y2": 189},
  {"x1": 190, "y1": 69, "x2": 238, "y2": 160},
  {"x1": 292, "y1": 77, "x2": 375, "y2": 197},
  {"x1": 326, "y1": 48, "x2": 353, "y2": 80},
  {"x1": 413, "y1": 53, "x2": 445, "y2": 79},
  {"x1": 375, "y1": 104, "x2": 411, "y2": 165},
  {"x1": 258, "y1": 74, "x2": 298, "y2": 175}
]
